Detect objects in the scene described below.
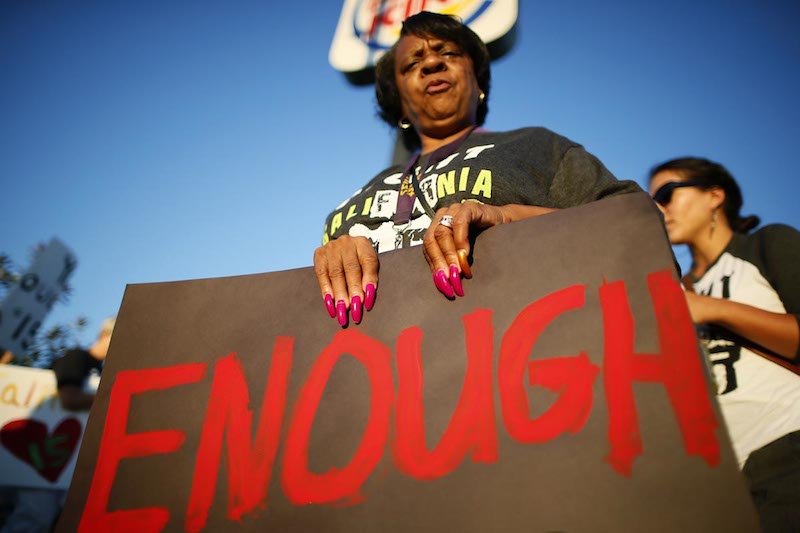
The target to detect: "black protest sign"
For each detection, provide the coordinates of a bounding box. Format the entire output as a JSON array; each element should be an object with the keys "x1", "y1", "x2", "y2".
[{"x1": 57, "y1": 193, "x2": 759, "y2": 532}]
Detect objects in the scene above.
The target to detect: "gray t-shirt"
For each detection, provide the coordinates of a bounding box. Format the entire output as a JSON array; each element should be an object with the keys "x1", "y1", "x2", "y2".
[{"x1": 322, "y1": 127, "x2": 640, "y2": 252}]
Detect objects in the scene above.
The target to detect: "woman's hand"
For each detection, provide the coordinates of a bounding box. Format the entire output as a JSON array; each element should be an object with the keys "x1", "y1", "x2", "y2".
[
  {"x1": 683, "y1": 291, "x2": 715, "y2": 324},
  {"x1": 423, "y1": 202, "x2": 557, "y2": 298},
  {"x1": 684, "y1": 290, "x2": 800, "y2": 360},
  {"x1": 314, "y1": 235, "x2": 379, "y2": 327}
]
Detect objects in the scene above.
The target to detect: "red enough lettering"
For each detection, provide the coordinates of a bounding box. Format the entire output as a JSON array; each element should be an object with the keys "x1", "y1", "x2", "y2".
[{"x1": 77, "y1": 269, "x2": 719, "y2": 531}]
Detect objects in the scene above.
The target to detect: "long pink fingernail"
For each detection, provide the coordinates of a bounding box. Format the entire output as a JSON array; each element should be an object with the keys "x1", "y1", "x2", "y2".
[
  {"x1": 351, "y1": 295, "x2": 363, "y2": 324},
  {"x1": 364, "y1": 283, "x2": 376, "y2": 311},
  {"x1": 324, "y1": 294, "x2": 336, "y2": 318},
  {"x1": 337, "y1": 300, "x2": 348, "y2": 327},
  {"x1": 433, "y1": 269, "x2": 455, "y2": 298},
  {"x1": 449, "y1": 264, "x2": 464, "y2": 297}
]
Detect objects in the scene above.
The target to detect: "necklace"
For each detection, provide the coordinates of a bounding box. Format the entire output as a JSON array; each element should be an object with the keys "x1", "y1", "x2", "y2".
[{"x1": 393, "y1": 127, "x2": 476, "y2": 224}]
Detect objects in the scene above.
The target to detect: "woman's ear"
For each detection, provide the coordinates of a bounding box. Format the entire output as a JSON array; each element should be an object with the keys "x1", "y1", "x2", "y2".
[{"x1": 709, "y1": 187, "x2": 726, "y2": 211}]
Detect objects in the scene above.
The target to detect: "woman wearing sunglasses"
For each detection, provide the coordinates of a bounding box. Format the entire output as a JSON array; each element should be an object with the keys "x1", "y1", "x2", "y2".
[{"x1": 649, "y1": 157, "x2": 800, "y2": 532}]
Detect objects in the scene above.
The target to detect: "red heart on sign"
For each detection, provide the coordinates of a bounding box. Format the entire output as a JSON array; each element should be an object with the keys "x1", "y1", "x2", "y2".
[{"x1": 1, "y1": 418, "x2": 83, "y2": 483}]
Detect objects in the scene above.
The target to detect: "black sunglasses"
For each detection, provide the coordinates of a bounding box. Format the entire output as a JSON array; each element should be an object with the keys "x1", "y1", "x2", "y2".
[{"x1": 652, "y1": 180, "x2": 705, "y2": 206}]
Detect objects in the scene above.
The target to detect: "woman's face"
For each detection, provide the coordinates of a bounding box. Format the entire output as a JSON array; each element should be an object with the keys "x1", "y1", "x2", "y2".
[
  {"x1": 393, "y1": 34, "x2": 481, "y2": 140},
  {"x1": 649, "y1": 170, "x2": 720, "y2": 245}
]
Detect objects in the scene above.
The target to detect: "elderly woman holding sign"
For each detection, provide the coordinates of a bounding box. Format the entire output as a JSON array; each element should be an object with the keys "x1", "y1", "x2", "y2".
[{"x1": 315, "y1": 11, "x2": 640, "y2": 326}]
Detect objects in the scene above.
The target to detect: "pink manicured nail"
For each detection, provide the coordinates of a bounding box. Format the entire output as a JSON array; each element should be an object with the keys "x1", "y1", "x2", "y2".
[
  {"x1": 337, "y1": 300, "x2": 348, "y2": 327},
  {"x1": 351, "y1": 295, "x2": 363, "y2": 324},
  {"x1": 324, "y1": 293, "x2": 336, "y2": 318},
  {"x1": 432, "y1": 271, "x2": 445, "y2": 292},
  {"x1": 449, "y1": 264, "x2": 464, "y2": 297},
  {"x1": 364, "y1": 283, "x2": 376, "y2": 311},
  {"x1": 433, "y1": 269, "x2": 455, "y2": 298}
]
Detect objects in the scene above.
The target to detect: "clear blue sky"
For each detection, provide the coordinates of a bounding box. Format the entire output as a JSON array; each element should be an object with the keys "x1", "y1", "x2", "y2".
[{"x1": 2, "y1": 0, "x2": 799, "y2": 349}]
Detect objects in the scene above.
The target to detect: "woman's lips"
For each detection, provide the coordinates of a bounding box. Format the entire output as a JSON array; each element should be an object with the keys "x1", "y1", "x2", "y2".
[{"x1": 426, "y1": 80, "x2": 451, "y2": 94}]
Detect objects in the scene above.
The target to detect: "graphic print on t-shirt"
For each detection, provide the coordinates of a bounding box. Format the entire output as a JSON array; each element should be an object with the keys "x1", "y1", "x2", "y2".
[
  {"x1": 705, "y1": 338, "x2": 741, "y2": 394},
  {"x1": 698, "y1": 271, "x2": 742, "y2": 394},
  {"x1": 322, "y1": 143, "x2": 497, "y2": 251}
]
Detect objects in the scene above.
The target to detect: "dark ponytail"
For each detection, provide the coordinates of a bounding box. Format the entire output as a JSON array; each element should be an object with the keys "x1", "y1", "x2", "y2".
[
  {"x1": 734, "y1": 215, "x2": 760, "y2": 233},
  {"x1": 649, "y1": 157, "x2": 760, "y2": 234}
]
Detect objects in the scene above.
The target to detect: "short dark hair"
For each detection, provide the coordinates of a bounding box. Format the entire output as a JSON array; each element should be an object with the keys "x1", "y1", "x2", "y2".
[
  {"x1": 374, "y1": 11, "x2": 491, "y2": 150},
  {"x1": 649, "y1": 157, "x2": 760, "y2": 233}
]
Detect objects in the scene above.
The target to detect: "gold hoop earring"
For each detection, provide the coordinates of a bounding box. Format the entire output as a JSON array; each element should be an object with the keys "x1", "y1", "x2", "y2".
[
  {"x1": 479, "y1": 92, "x2": 485, "y2": 103},
  {"x1": 710, "y1": 209, "x2": 718, "y2": 237},
  {"x1": 398, "y1": 118, "x2": 411, "y2": 130}
]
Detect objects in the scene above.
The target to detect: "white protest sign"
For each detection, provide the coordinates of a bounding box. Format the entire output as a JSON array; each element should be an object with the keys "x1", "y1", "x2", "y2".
[
  {"x1": 0, "y1": 365, "x2": 89, "y2": 489},
  {"x1": 0, "y1": 238, "x2": 77, "y2": 357}
]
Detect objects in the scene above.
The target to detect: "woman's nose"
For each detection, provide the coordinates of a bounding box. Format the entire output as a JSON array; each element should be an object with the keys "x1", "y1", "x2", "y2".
[{"x1": 421, "y1": 55, "x2": 445, "y2": 75}]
